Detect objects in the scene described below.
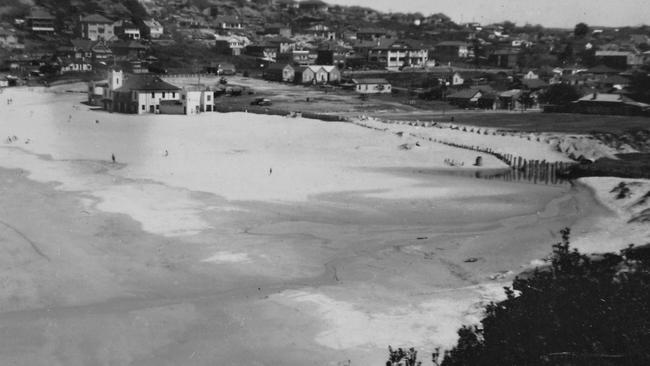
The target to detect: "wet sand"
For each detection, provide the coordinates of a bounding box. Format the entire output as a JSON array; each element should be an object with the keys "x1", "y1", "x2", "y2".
[{"x1": 0, "y1": 86, "x2": 612, "y2": 365}]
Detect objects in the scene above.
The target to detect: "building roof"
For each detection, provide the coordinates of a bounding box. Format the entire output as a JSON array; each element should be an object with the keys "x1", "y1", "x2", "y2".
[
  {"x1": 80, "y1": 14, "x2": 114, "y2": 24},
  {"x1": 601, "y1": 75, "x2": 631, "y2": 85},
  {"x1": 352, "y1": 78, "x2": 390, "y2": 84},
  {"x1": 447, "y1": 87, "x2": 487, "y2": 99},
  {"x1": 587, "y1": 65, "x2": 622, "y2": 74},
  {"x1": 27, "y1": 8, "x2": 55, "y2": 20},
  {"x1": 114, "y1": 75, "x2": 180, "y2": 92},
  {"x1": 522, "y1": 78, "x2": 548, "y2": 89},
  {"x1": 574, "y1": 93, "x2": 649, "y2": 107},
  {"x1": 436, "y1": 41, "x2": 469, "y2": 47},
  {"x1": 499, "y1": 89, "x2": 523, "y2": 98},
  {"x1": 300, "y1": 0, "x2": 327, "y2": 5},
  {"x1": 266, "y1": 63, "x2": 293, "y2": 71},
  {"x1": 70, "y1": 38, "x2": 94, "y2": 51},
  {"x1": 111, "y1": 40, "x2": 147, "y2": 49}
]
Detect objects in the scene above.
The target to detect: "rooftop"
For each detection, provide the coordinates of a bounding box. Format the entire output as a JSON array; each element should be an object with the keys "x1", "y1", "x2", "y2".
[
  {"x1": 352, "y1": 78, "x2": 390, "y2": 84},
  {"x1": 114, "y1": 74, "x2": 180, "y2": 92},
  {"x1": 80, "y1": 14, "x2": 114, "y2": 24}
]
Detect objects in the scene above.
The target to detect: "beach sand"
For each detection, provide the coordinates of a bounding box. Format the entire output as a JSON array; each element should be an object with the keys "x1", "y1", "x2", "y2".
[{"x1": 0, "y1": 85, "x2": 621, "y2": 365}]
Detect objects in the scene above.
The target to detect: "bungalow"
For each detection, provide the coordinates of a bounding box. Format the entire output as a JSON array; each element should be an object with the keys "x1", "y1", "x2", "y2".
[
  {"x1": 352, "y1": 78, "x2": 392, "y2": 94},
  {"x1": 498, "y1": 89, "x2": 524, "y2": 110},
  {"x1": 80, "y1": 14, "x2": 116, "y2": 41},
  {"x1": 143, "y1": 19, "x2": 163, "y2": 39},
  {"x1": 214, "y1": 35, "x2": 249, "y2": 55},
  {"x1": 488, "y1": 49, "x2": 518, "y2": 68},
  {"x1": 264, "y1": 63, "x2": 295, "y2": 82},
  {"x1": 102, "y1": 70, "x2": 182, "y2": 114},
  {"x1": 277, "y1": 49, "x2": 317, "y2": 66},
  {"x1": 115, "y1": 20, "x2": 141, "y2": 40},
  {"x1": 60, "y1": 60, "x2": 93, "y2": 73},
  {"x1": 572, "y1": 93, "x2": 650, "y2": 116},
  {"x1": 447, "y1": 87, "x2": 486, "y2": 108},
  {"x1": 25, "y1": 8, "x2": 55, "y2": 34},
  {"x1": 594, "y1": 51, "x2": 643, "y2": 69},
  {"x1": 111, "y1": 40, "x2": 147, "y2": 61}
]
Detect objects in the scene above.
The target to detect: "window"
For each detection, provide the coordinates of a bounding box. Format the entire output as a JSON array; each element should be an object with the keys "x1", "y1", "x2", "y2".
[
  {"x1": 162, "y1": 92, "x2": 166, "y2": 98},
  {"x1": 182, "y1": 95, "x2": 186, "y2": 100},
  {"x1": 172, "y1": 92, "x2": 175, "y2": 98},
  {"x1": 142, "y1": 105, "x2": 145, "y2": 110},
  {"x1": 207, "y1": 95, "x2": 211, "y2": 101},
  {"x1": 151, "y1": 92, "x2": 155, "y2": 98}
]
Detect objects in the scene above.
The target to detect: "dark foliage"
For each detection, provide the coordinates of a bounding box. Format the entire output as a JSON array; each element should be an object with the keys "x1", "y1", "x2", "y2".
[
  {"x1": 574, "y1": 23, "x2": 590, "y2": 38},
  {"x1": 441, "y1": 229, "x2": 650, "y2": 366},
  {"x1": 538, "y1": 84, "x2": 581, "y2": 106}
]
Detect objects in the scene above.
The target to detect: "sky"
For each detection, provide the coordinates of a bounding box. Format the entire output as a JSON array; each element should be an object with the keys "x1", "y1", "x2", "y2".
[{"x1": 326, "y1": 0, "x2": 650, "y2": 28}]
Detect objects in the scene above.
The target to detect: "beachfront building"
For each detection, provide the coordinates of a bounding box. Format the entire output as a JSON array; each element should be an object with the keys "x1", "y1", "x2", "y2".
[
  {"x1": 352, "y1": 78, "x2": 392, "y2": 94},
  {"x1": 101, "y1": 70, "x2": 181, "y2": 114}
]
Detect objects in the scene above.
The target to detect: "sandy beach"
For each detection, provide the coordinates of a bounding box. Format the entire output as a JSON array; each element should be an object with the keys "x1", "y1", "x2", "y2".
[{"x1": 0, "y1": 85, "x2": 638, "y2": 366}]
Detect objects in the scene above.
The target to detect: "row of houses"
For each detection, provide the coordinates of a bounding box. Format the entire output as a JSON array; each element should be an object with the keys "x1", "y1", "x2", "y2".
[
  {"x1": 17, "y1": 7, "x2": 164, "y2": 41},
  {"x1": 263, "y1": 64, "x2": 340, "y2": 84}
]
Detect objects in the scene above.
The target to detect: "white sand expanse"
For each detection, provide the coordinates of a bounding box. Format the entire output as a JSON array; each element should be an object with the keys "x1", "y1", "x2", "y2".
[{"x1": 0, "y1": 85, "x2": 635, "y2": 366}]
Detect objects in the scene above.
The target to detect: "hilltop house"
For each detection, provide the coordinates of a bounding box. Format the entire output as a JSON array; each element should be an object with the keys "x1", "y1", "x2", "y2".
[
  {"x1": 215, "y1": 35, "x2": 249, "y2": 55},
  {"x1": 25, "y1": 8, "x2": 55, "y2": 34},
  {"x1": 352, "y1": 78, "x2": 392, "y2": 94},
  {"x1": 114, "y1": 20, "x2": 141, "y2": 40},
  {"x1": 277, "y1": 0, "x2": 299, "y2": 10},
  {"x1": 101, "y1": 70, "x2": 181, "y2": 114},
  {"x1": 79, "y1": 14, "x2": 116, "y2": 41},
  {"x1": 142, "y1": 19, "x2": 163, "y2": 39},
  {"x1": 245, "y1": 43, "x2": 279, "y2": 62},
  {"x1": 299, "y1": 0, "x2": 328, "y2": 12}
]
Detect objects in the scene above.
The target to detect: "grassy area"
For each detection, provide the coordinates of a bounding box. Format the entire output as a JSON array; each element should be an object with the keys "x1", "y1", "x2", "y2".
[{"x1": 439, "y1": 112, "x2": 650, "y2": 134}]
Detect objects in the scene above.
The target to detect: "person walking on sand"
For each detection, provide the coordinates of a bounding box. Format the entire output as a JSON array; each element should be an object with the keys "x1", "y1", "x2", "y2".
[
  {"x1": 164, "y1": 150, "x2": 168, "y2": 157},
  {"x1": 269, "y1": 168, "x2": 272, "y2": 175},
  {"x1": 111, "y1": 154, "x2": 116, "y2": 163}
]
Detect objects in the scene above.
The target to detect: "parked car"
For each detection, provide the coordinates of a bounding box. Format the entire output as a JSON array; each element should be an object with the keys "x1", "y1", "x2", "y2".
[{"x1": 250, "y1": 97, "x2": 272, "y2": 106}]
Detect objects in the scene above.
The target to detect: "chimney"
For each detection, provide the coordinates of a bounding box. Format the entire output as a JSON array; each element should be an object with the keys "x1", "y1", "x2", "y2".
[{"x1": 592, "y1": 92, "x2": 597, "y2": 100}]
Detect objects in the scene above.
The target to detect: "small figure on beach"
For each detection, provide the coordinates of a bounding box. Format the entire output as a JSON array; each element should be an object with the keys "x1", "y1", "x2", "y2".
[
  {"x1": 164, "y1": 150, "x2": 168, "y2": 157},
  {"x1": 25, "y1": 138, "x2": 31, "y2": 144},
  {"x1": 111, "y1": 154, "x2": 116, "y2": 163},
  {"x1": 269, "y1": 168, "x2": 272, "y2": 175},
  {"x1": 95, "y1": 119, "x2": 99, "y2": 124},
  {"x1": 68, "y1": 115, "x2": 72, "y2": 122}
]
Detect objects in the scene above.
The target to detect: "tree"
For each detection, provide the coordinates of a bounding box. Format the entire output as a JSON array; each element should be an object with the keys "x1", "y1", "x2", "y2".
[
  {"x1": 574, "y1": 22, "x2": 590, "y2": 38},
  {"x1": 441, "y1": 229, "x2": 650, "y2": 366},
  {"x1": 538, "y1": 84, "x2": 581, "y2": 105}
]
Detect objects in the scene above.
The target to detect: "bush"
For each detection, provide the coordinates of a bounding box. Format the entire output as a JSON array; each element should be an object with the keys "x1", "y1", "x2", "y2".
[{"x1": 441, "y1": 229, "x2": 650, "y2": 366}]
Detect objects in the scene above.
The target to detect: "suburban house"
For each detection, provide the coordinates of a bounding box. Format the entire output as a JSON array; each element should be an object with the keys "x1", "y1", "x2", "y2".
[
  {"x1": 498, "y1": 89, "x2": 524, "y2": 110},
  {"x1": 299, "y1": 0, "x2": 328, "y2": 12},
  {"x1": 25, "y1": 8, "x2": 55, "y2": 34},
  {"x1": 102, "y1": 70, "x2": 181, "y2": 114},
  {"x1": 352, "y1": 78, "x2": 392, "y2": 94},
  {"x1": 277, "y1": 49, "x2": 317, "y2": 66},
  {"x1": 79, "y1": 14, "x2": 116, "y2": 41},
  {"x1": 264, "y1": 63, "x2": 295, "y2": 82},
  {"x1": 434, "y1": 41, "x2": 472, "y2": 61},
  {"x1": 245, "y1": 43, "x2": 279, "y2": 62},
  {"x1": 265, "y1": 37, "x2": 296, "y2": 54},
  {"x1": 356, "y1": 28, "x2": 392, "y2": 41},
  {"x1": 114, "y1": 20, "x2": 141, "y2": 40},
  {"x1": 110, "y1": 40, "x2": 147, "y2": 60},
  {"x1": 214, "y1": 16, "x2": 244, "y2": 31},
  {"x1": 215, "y1": 35, "x2": 249, "y2": 55},
  {"x1": 488, "y1": 49, "x2": 519, "y2": 68},
  {"x1": 594, "y1": 50, "x2": 643, "y2": 69},
  {"x1": 367, "y1": 39, "x2": 429, "y2": 69},
  {"x1": 446, "y1": 87, "x2": 498, "y2": 108},
  {"x1": 60, "y1": 59, "x2": 92, "y2": 73},
  {"x1": 143, "y1": 19, "x2": 164, "y2": 38}
]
